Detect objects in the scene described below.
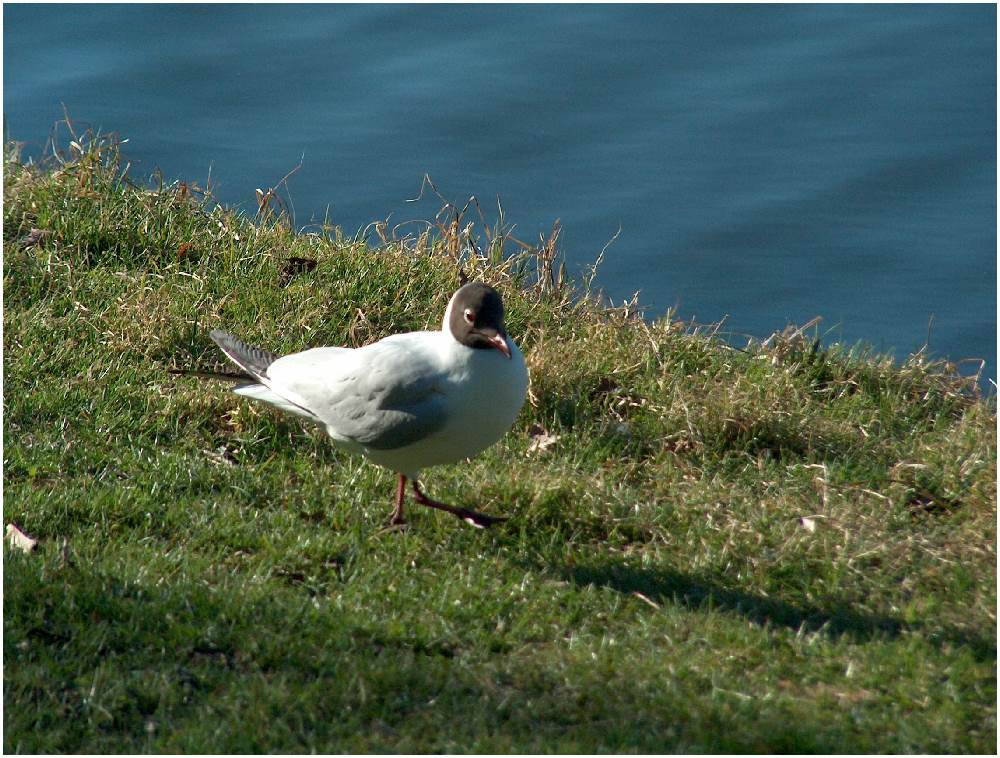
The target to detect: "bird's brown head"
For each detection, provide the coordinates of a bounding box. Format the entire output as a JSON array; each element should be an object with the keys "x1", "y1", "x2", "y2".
[{"x1": 444, "y1": 282, "x2": 511, "y2": 358}]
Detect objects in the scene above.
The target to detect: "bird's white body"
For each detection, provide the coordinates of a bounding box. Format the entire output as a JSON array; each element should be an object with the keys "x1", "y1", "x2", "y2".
[
  {"x1": 233, "y1": 327, "x2": 528, "y2": 479},
  {"x1": 210, "y1": 282, "x2": 526, "y2": 528}
]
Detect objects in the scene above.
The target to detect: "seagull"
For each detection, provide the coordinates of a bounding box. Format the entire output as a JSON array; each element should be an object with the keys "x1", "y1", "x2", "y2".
[{"x1": 207, "y1": 282, "x2": 528, "y2": 529}]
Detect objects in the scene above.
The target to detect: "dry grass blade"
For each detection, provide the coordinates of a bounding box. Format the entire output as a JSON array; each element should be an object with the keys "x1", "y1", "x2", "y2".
[
  {"x1": 254, "y1": 157, "x2": 303, "y2": 227},
  {"x1": 631, "y1": 591, "x2": 661, "y2": 610}
]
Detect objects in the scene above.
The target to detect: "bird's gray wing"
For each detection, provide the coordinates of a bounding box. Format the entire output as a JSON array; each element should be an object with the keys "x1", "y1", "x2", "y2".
[{"x1": 266, "y1": 339, "x2": 448, "y2": 450}]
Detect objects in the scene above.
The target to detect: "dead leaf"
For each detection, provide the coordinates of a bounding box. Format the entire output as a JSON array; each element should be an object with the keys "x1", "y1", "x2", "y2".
[
  {"x1": 279, "y1": 256, "x2": 318, "y2": 286},
  {"x1": 589, "y1": 376, "x2": 619, "y2": 400},
  {"x1": 526, "y1": 425, "x2": 560, "y2": 455},
  {"x1": 663, "y1": 436, "x2": 695, "y2": 454},
  {"x1": 6, "y1": 523, "x2": 38, "y2": 553},
  {"x1": 203, "y1": 446, "x2": 238, "y2": 466},
  {"x1": 21, "y1": 228, "x2": 50, "y2": 248}
]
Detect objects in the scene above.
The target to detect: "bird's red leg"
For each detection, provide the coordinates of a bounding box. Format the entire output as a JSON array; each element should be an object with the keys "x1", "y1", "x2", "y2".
[
  {"x1": 410, "y1": 480, "x2": 507, "y2": 529},
  {"x1": 389, "y1": 474, "x2": 407, "y2": 525}
]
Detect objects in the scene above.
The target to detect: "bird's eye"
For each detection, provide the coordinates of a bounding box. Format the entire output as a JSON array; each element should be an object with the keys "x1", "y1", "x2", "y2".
[{"x1": 463, "y1": 308, "x2": 475, "y2": 324}]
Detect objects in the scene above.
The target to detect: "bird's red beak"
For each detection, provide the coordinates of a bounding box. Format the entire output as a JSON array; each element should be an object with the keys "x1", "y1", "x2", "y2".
[{"x1": 487, "y1": 333, "x2": 512, "y2": 359}]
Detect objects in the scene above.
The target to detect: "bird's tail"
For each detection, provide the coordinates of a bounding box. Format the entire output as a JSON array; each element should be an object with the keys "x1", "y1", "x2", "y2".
[
  {"x1": 209, "y1": 330, "x2": 279, "y2": 381},
  {"x1": 195, "y1": 330, "x2": 321, "y2": 423},
  {"x1": 167, "y1": 368, "x2": 248, "y2": 382}
]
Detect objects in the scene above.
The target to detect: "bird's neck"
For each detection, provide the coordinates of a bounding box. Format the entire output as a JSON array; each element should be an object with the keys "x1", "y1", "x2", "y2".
[{"x1": 441, "y1": 294, "x2": 457, "y2": 334}]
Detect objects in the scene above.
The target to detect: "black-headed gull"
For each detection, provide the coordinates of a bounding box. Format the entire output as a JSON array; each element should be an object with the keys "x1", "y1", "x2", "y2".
[{"x1": 209, "y1": 282, "x2": 528, "y2": 528}]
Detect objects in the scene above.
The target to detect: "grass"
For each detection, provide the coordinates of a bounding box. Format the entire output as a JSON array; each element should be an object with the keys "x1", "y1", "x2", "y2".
[{"x1": 3, "y1": 128, "x2": 996, "y2": 753}]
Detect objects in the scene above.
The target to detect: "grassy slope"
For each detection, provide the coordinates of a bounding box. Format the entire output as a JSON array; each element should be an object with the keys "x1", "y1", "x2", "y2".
[{"x1": 3, "y1": 134, "x2": 996, "y2": 753}]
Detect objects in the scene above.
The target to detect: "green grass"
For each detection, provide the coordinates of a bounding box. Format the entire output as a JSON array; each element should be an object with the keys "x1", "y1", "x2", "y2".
[{"x1": 4, "y1": 129, "x2": 996, "y2": 753}]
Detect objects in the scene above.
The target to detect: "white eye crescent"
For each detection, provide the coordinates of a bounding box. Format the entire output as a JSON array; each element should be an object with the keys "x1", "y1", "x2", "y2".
[{"x1": 463, "y1": 308, "x2": 475, "y2": 324}]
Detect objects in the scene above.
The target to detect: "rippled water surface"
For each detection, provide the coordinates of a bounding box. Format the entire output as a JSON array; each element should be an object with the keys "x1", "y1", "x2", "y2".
[{"x1": 5, "y1": 4, "x2": 996, "y2": 381}]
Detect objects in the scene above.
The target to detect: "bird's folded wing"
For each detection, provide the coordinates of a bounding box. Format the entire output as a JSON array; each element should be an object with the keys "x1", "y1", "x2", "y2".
[{"x1": 266, "y1": 341, "x2": 448, "y2": 450}]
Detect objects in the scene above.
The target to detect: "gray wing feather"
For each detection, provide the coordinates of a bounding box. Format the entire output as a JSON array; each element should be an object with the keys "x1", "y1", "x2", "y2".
[
  {"x1": 210, "y1": 330, "x2": 279, "y2": 380},
  {"x1": 210, "y1": 330, "x2": 320, "y2": 421}
]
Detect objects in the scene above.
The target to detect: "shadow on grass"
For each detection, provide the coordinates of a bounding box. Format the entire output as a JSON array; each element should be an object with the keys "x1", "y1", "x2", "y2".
[
  {"x1": 548, "y1": 557, "x2": 996, "y2": 662},
  {"x1": 6, "y1": 549, "x2": 992, "y2": 753}
]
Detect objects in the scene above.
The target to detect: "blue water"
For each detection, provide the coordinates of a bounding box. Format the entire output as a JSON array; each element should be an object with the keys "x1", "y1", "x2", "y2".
[{"x1": 4, "y1": 4, "x2": 996, "y2": 384}]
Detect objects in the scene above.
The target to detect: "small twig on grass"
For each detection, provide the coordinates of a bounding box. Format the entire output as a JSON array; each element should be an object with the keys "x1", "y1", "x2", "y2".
[{"x1": 632, "y1": 591, "x2": 661, "y2": 610}]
